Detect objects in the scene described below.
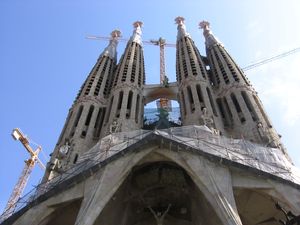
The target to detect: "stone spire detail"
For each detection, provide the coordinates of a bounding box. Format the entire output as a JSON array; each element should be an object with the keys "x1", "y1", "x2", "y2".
[
  {"x1": 199, "y1": 21, "x2": 221, "y2": 47},
  {"x1": 102, "y1": 30, "x2": 121, "y2": 61},
  {"x1": 175, "y1": 16, "x2": 191, "y2": 40},
  {"x1": 175, "y1": 17, "x2": 223, "y2": 132},
  {"x1": 42, "y1": 30, "x2": 121, "y2": 181},
  {"x1": 131, "y1": 21, "x2": 143, "y2": 45},
  {"x1": 101, "y1": 21, "x2": 145, "y2": 137},
  {"x1": 200, "y1": 21, "x2": 286, "y2": 157}
]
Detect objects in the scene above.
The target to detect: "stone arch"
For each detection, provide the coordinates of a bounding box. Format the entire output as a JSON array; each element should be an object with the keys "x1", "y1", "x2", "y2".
[
  {"x1": 92, "y1": 150, "x2": 224, "y2": 225},
  {"x1": 39, "y1": 198, "x2": 82, "y2": 225},
  {"x1": 143, "y1": 83, "x2": 178, "y2": 105},
  {"x1": 233, "y1": 188, "x2": 288, "y2": 225}
]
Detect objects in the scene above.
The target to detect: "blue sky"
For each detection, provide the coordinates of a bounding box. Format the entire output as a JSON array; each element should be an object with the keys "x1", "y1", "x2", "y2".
[{"x1": 1, "y1": 0, "x2": 300, "y2": 214}]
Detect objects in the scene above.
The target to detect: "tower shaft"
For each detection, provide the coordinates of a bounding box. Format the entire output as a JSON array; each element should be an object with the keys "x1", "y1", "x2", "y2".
[
  {"x1": 175, "y1": 17, "x2": 222, "y2": 131},
  {"x1": 200, "y1": 21, "x2": 286, "y2": 153},
  {"x1": 44, "y1": 31, "x2": 120, "y2": 180},
  {"x1": 102, "y1": 22, "x2": 145, "y2": 136}
]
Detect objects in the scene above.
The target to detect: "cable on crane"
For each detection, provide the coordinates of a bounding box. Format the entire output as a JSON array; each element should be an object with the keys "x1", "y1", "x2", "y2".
[{"x1": 242, "y1": 47, "x2": 300, "y2": 71}]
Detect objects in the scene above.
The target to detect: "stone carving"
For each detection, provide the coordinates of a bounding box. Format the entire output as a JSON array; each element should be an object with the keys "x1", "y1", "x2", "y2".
[{"x1": 148, "y1": 204, "x2": 171, "y2": 225}]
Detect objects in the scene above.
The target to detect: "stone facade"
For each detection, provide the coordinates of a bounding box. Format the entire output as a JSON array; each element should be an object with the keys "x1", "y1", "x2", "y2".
[
  {"x1": 5, "y1": 17, "x2": 298, "y2": 225},
  {"x1": 3, "y1": 130, "x2": 300, "y2": 225},
  {"x1": 43, "y1": 30, "x2": 121, "y2": 180},
  {"x1": 43, "y1": 18, "x2": 289, "y2": 179}
]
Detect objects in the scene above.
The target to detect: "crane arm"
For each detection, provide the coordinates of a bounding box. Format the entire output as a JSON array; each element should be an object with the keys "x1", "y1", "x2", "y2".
[
  {"x1": 242, "y1": 47, "x2": 300, "y2": 71},
  {"x1": 1, "y1": 159, "x2": 34, "y2": 220},
  {"x1": 12, "y1": 128, "x2": 35, "y2": 157},
  {"x1": 86, "y1": 35, "x2": 128, "y2": 42},
  {"x1": 0, "y1": 128, "x2": 45, "y2": 222}
]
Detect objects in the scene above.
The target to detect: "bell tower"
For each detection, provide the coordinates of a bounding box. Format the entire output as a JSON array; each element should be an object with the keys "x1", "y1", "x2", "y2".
[
  {"x1": 44, "y1": 30, "x2": 121, "y2": 179},
  {"x1": 2, "y1": 18, "x2": 300, "y2": 225},
  {"x1": 175, "y1": 17, "x2": 223, "y2": 131},
  {"x1": 200, "y1": 21, "x2": 286, "y2": 153},
  {"x1": 102, "y1": 21, "x2": 145, "y2": 136}
]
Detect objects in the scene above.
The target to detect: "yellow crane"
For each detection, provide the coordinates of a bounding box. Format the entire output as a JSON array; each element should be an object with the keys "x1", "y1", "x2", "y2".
[
  {"x1": 149, "y1": 37, "x2": 175, "y2": 111},
  {"x1": 1, "y1": 128, "x2": 45, "y2": 220}
]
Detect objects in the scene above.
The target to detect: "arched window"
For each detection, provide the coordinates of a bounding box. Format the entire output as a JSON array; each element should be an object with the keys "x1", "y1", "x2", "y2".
[
  {"x1": 187, "y1": 86, "x2": 195, "y2": 112},
  {"x1": 206, "y1": 88, "x2": 218, "y2": 116},
  {"x1": 231, "y1": 93, "x2": 246, "y2": 123},
  {"x1": 126, "y1": 91, "x2": 133, "y2": 119}
]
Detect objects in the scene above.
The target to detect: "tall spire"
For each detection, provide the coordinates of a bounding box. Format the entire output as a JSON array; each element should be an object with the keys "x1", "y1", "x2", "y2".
[
  {"x1": 42, "y1": 29, "x2": 121, "y2": 181},
  {"x1": 200, "y1": 21, "x2": 286, "y2": 155},
  {"x1": 175, "y1": 16, "x2": 191, "y2": 40},
  {"x1": 199, "y1": 21, "x2": 221, "y2": 47},
  {"x1": 131, "y1": 21, "x2": 143, "y2": 45},
  {"x1": 101, "y1": 21, "x2": 145, "y2": 136},
  {"x1": 174, "y1": 17, "x2": 223, "y2": 131},
  {"x1": 102, "y1": 29, "x2": 121, "y2": 61}
]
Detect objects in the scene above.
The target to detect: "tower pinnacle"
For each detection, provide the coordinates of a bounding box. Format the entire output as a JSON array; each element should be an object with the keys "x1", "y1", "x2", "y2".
[
  {"x1": 175, "y1": 16, "x2": 190, "y2": 40},
  {"x1": 199, "y1": 20, "x2": 221, "y2": 47},
  {"x1": 110, "y1": 29, "x2": 121, "y2": 40},
  {"x1": 102, "y1": 29, "x2": 121, "y2": 61},
  {"x1": 199, "y1": 21, "x2": 210, "y2": 35},
  {"x1": 131, "y1": 21, "x2": 143, "y2": 45}
]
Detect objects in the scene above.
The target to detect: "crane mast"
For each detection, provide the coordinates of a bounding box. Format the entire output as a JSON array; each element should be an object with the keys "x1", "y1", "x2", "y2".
[
  {"x1": 150, "y1": 38, "x2": 174, "y2": 111},
  {"x1": 0, "y1": 128, "x2": 44, "y2": 221},
  {"x1": 150, "y1": 38, "x2": 167, "y2": 84}
]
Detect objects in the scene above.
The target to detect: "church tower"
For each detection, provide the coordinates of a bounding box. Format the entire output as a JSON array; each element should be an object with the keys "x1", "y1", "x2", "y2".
[
  {"x1": 200, "y1": 21, "x2": 285, "y2": 151},
  {"x1": 44, "y1": 30, "x2": 121, "y2": 179},
  {"x1": 175, "y1": 17, "x2": 223, "y2": 131},
  {"x1": 2, "y1": 19, "x2": 300, "y2": 225},
  {"x1": 102, "y1": 21, "x2": 145, "y2": 136}
]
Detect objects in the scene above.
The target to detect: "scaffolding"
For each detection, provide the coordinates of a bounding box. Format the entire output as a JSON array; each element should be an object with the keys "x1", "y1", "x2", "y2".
[{"x1": 1, "y1": 126, "x2": 300, "y2": 223}]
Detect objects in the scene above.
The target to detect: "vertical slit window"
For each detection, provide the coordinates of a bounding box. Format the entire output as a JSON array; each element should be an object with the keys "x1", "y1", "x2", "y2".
[
  {"x1": 241, "y1": 91, "x2": 258, "y2": 122},
  {"x1": 74, "y1": 106, "x2": 83, "y2": 128},
  {"x1": 216, "y1": 98, "x2": 226, "y2": 119},
  {"x1": 116, "y1": 91, "x2": 123, "y2": 118},
  {"x1": 135, "y1": 94, "x2": 140, "y2": 123},
  {"x1": 217, "y1": 97, "x2": 233, "y2": 127},
  {"x1": 103, "y1": 61, "x2": 114, "y2": 96},
  {"x1": 85, "y1": 105, "x2": 94, "y2": 126},
  {"x1": 126, "y1": 91, "x2": 133, "y2": 119},
  {"x1": 207, "y1": 88, "x2": 218, "y2": 116},
  {"x1": 231, "y1": 93, "x2": 246, "y2": 123},
  {"x1": 209, "y1": 50, "x2": 220, "y2": 85},
  {"x1": 181, "y1": 91, "x2": 187, "y2": 115},
  {"x1": 94, "y1": 108, "x2": 106, "y2": 138},
  {"x1": 105, "y1": 96, "x2": 114, "y2": 123},
  {"x1": 73, "y1": 154, "x2": 78, "y2": 164},
  {"x1": 187, "y1": 86, "x2": 195, "y2": 112},
  {"x1": 196, "y1": 85, "x2": 205, "y2": 110},
  {"x1": 223, "y1": 97, "x2": 233, "y2": 121}
]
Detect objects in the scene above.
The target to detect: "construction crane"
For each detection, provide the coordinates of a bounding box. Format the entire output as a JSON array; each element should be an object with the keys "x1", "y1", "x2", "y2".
[
  {"x1": 242, "y1": 46, "x2": 300, "y2": 71},
  {"x1": 149, "y1": 38, "x2": 176, "y2": 111},
  {"x1": 86, "y1": 35, "x2": 176, "y2": 111},
  {"x1": 1, "y1": 128, "x2": 45, "y2": 220}
]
